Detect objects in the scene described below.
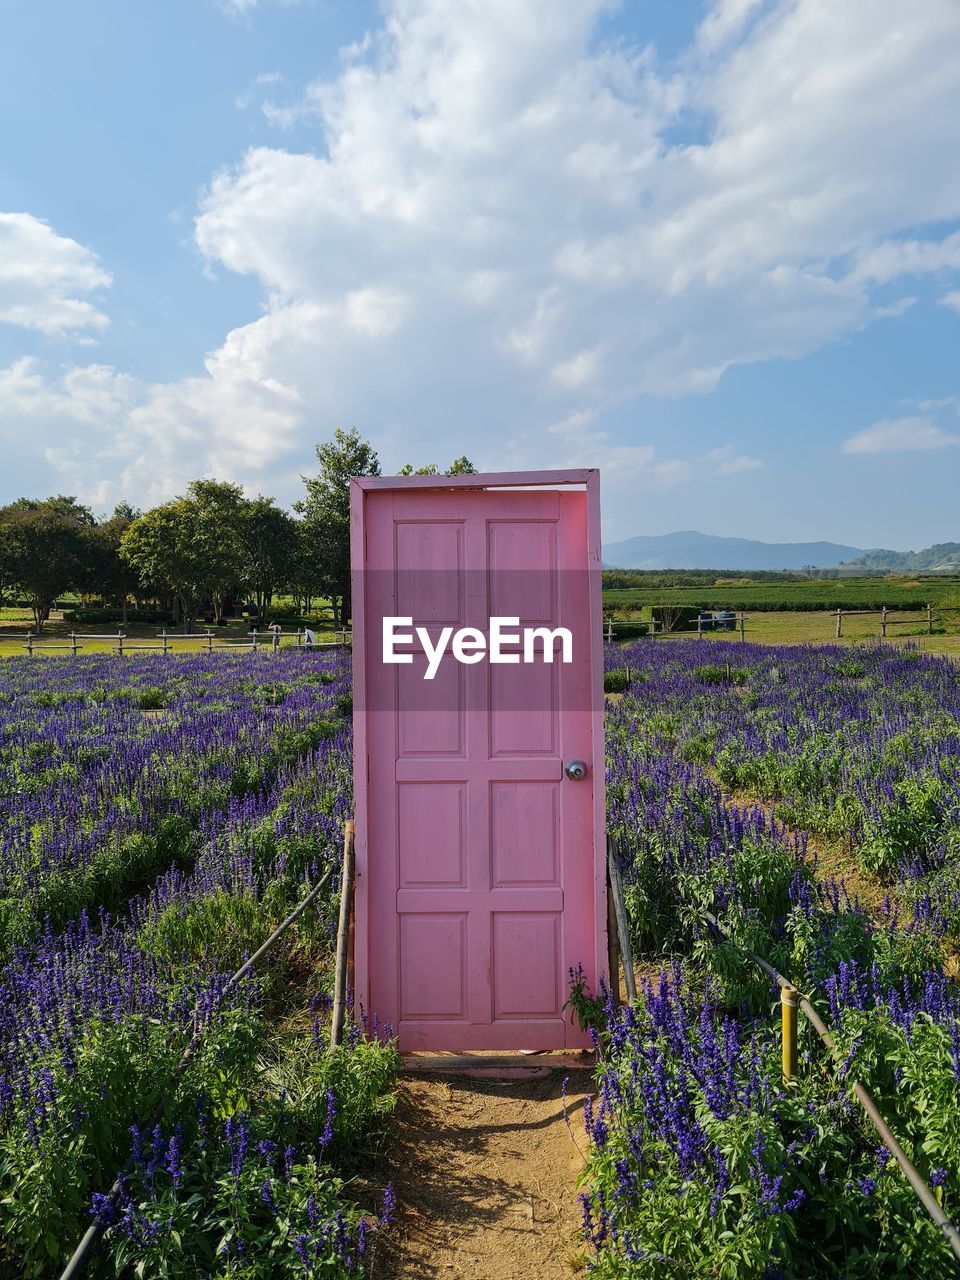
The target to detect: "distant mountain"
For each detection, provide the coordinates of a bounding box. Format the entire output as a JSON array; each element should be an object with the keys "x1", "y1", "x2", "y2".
[
  {"x1": 603, "y1": 530, "x2": 867, "y2": 571},
  {"x1": 843, "y1": 543, "x2": 960, "y2": 572}
]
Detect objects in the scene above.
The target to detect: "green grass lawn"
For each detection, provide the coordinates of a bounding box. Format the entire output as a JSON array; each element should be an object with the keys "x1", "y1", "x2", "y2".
[{"x1": 621, "y1": 609, "x2": 960, "y2": 656}]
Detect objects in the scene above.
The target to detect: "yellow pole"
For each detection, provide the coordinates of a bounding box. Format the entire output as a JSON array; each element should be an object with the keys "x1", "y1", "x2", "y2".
[{"x1": 782, "y1": 985, "x2": 798, "y2": 1085}]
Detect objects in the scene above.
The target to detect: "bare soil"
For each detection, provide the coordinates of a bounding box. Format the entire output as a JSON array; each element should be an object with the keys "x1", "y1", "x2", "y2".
[{"x1": 369, "y1": 1059, "x2": 593, "y2": 1280}]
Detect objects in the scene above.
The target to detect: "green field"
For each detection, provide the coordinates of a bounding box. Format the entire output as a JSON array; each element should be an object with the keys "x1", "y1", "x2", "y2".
[{"x1": 602, "y1": 573, "x2": 960, "y2": 612}]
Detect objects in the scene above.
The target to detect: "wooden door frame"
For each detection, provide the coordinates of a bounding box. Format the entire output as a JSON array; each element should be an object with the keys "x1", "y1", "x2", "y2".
[{"x1": 349, "y1": 468, "x2": 606, "y2": 1031}]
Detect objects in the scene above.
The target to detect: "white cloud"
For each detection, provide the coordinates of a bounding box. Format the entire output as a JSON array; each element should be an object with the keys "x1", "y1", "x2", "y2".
[
  {"x1": 853, "y1": 231, "x2": 960, "y2": 284},
  {"x1": 551, "y1": 348, "x2": 600, "y2": 389},
  {"x1": 192, "y1": 0, "x2": 960, "y2": 420},
  {"x1": 707, "y1": 444, "x2": 763, "y2": 475},
  {"x1": 0, "y1": 343, "x2": 301, "y2": 508},
  {"x1": 696, "y1": 0, "x2": 770, "y2": 54},
  {"x1": 217, "y1": 0, "x2": 260, "y2": 16},
  {"x1": 235, "y1": 71, "x2": 285, "y2": 110},
  {"x1": 9, "y1": 0, "x2": 960, "y2": 506},
  {"x1": 842, "y1": 417, "x2": 960, "y2": 455},
  {"x1": 940, "y1": 291, "x2": 960, "y2": 312},
  {"x1": 546, "y1": 409, "x2": 691, "y2": 489},
  {"x1": 217, "y1": 0, "x2": 301, "y2": 18},
  {"x1": 0, "y1": 213, "x2": 110, "y2": 336}
]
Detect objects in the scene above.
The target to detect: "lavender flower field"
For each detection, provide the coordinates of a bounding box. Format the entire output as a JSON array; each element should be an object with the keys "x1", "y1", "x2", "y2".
[
  {"x1": 4, "y1": 642, "x2": 960, "y2": 1278},
  {"x1": 0, "y1": 653, "x2": 397, "y2": 1279},
  {"x1": 579, "y1": 641, "x2": 960, "y2": 1277}
]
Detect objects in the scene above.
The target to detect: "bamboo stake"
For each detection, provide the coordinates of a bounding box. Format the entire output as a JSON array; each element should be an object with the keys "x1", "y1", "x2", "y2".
[
  {"x1": 330, "y1": 820, "x2": 356, "y2": 1050},
  {"x1": 700, "y1": 907, "x2": 960, "y2": 1264},
  {"x1": 781, "y1": 985, "x2": 798, "y2": 1085}
]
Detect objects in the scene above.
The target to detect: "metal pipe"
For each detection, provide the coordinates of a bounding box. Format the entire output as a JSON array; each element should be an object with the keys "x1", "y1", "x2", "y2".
[
  {"x1": 57, "y1": 863, "x2": 336, "y2": 1280},
  {"x1": 700, "y1": 909, "x2": 960, "y2": 1263}
]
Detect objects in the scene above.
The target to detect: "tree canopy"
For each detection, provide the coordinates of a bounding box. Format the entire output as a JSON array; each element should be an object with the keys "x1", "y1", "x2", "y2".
[{"x1": 0, "y1": 433, "x2": 477, "y2": 629}]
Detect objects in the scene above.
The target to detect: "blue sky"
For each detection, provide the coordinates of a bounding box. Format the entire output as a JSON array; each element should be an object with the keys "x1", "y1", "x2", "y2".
[{"x1": 1, "y1": 0, "x2": 959, "y2": 549}]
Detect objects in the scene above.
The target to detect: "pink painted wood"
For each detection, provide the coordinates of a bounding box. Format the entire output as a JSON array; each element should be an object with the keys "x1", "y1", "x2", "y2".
[{"x1": 350, "y1": 471, "x2": 605, "y2": 1051}]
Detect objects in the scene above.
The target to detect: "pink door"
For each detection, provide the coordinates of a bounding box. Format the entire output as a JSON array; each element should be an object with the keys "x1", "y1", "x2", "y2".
[{"x1": 351, "y1": 470, "x2": 605, "y2": 1052}]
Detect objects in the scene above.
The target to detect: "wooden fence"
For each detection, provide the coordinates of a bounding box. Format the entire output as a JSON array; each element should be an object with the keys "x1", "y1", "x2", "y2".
[
  {"x1": 12, "y1": 628, "x2": 353, "y2": 656},
  {"x1": 604, "y1": 603, "x2": 960, "y2": 645}
]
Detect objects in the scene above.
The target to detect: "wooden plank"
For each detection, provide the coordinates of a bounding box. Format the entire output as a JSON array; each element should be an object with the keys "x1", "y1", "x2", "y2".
[
  {"x1": 402, "y1": 1051, "x2": 595, "y2": 1077},
  {"x1": 354, "y1": 468, "x2": 596, "y2": 491}
]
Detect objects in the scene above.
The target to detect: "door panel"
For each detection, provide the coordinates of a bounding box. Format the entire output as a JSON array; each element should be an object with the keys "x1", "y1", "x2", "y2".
[
  {"x1": 490, "y1": 782, "x2": 559, "y2": 887},
  {"x1": 398, "y1": 783, "x2": 466, "y2": 887},
  {"x1": 356, "y1": 481, "x2": 601, "y2": 1052}
]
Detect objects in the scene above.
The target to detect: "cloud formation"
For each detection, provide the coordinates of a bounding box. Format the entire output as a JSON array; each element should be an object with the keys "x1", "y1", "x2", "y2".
[
  {"x1": 842, "y1": 417, "x2": 960, "y2": 455},
  {"x1": 188, "y1": 0, "x2": 960, "y2": 468},
  {"x1": 0, "y1": 213, "x2": 111, "y2": 336},
  {"x1": 706, "y1": 446, "x2": 763, "y2": 476},
  {"x1": 4, "y1": 0, "x2": 960, "y2": 510}
]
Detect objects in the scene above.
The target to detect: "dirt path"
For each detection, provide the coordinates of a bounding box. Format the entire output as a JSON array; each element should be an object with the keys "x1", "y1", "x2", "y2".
[
  {"x1": 370, "y1": 1059, "x2": 593, "y2": 1280},
  {"x1": 713, "y1": 775, "x2": 893, "y2": 915}
]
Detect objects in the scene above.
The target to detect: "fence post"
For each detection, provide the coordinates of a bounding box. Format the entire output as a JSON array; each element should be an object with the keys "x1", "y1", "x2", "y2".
[
  {"x1": 606, "y1": 859, "x2": 621, "y2": 1011},
  {"x1": 117, "y1": 634, "x2": 124, "y2": 657},
  {"x1": 272, "y1": 631, "x2": 280, "y2": 655},
  {"x1": 70, "y1": 632, "x2": 78, "y2": 657},
  {"x1": 697, "y1": 615, "x2": 702, "y2": 640},
  {"x1": 881, "y1": 606, "x2": 887, "y2": 641},
  {"x1": 296, "y1": 629, "x2": 303, "y2": 649},
  {"x1": 782, "y1": 985, "x2": 798, "y2": 1085},
  {"x1": 26, "y1": 633, "x2": 33, "y2": 657},
  {"x1": 330, "y1": 820, "x2": 356, "y2": 1051},
  {"x1": 161, "y1": 631, "x2": 169, "y2": 656},
  {"x1": 835, "y1": 608, "x2": 842, "y2": 639},
  {"x1": 739, "y1": 612, "x2": 745, "y2": 642},
  {"x1": 607, "y1": 836, "x2": 637, "y2": 1002},
  {"x1": 928, "y1": 603, "x2": 933, "y2": 635},
  {"x1": 205, "y1": 632, "x2": 213, "y2": 655},
  {"x1": 606, "y1": 617, "x2": 612, "y2": 643}
]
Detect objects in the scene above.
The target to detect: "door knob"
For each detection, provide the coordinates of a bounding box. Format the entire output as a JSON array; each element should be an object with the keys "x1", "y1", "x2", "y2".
[{"x1": 564, "y1": 759, "x2": 588, "y2": 780}]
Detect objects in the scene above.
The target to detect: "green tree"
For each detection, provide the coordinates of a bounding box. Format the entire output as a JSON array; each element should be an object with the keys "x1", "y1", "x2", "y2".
[
  {"x1": 182, "y1": 479, "x2": 248, "y2": 623},
  {"x1": 0, "y1": 496, "x2": 93, "y2": 631},
  {"x1": 0, "y1": 518, "x2": 12, "y2": 612},
  {"x1": 295, "y1": 428, "x2": 380, "y2": 629},
  {"x1": 241, "y1": 497, "x2": 297, "y2": 617},
  {"x1": 285, "y1": 519, "x2": 328, "y2": 618},
  {"x1": 121, "y1": 483, "x2": 246, "y2": 632},
  {"x1": 397, "y1": 457, "x2": 477, "y2": 475},
  {"x1": 87, "y1": 504, "x2": 143, "y2": 625}
]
